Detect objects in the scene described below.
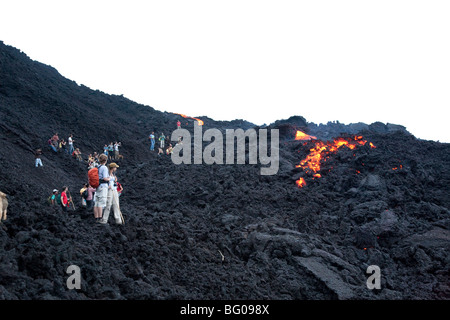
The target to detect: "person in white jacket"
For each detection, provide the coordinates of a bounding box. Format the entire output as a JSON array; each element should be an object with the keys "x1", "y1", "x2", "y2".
[{"x1": 99, "y1": 162, "x2": 124, "y2": 225}]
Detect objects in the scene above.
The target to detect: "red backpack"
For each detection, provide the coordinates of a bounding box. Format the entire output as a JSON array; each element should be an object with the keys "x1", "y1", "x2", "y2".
[{"x1": 88, "y1": 167, "x2": 100, "y2": 188}]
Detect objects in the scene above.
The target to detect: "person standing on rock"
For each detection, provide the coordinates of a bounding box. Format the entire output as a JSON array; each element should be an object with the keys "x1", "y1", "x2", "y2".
[
  {"x1": 80, "y1": 183, "x2": 88, "y2": 207},
  {"x1": 108, "y1": 142, "x2": 114, "y2": 161},
  {"x1": 159, "y1": 133, "x2": 165, "y2": 149},
  {"x1": 49, "y1": 189, "x2": 59, "y2": 206},
  {"x1": 0, "y1": 191, "x2": 8, "y2": 223},
  {"x1": 60, "y1": 186, "x2": 69, "y2": 213},
  {"x1": 114, "y1": 142, "x2": 121, "y2": 160},
  {"x1": 86, "y1": 184, "x2": 96, "y2": 211},
  {"x1": 34, "y1": 148, "x2": 43, "y2": 167},
  {"x1": 51, "y1": 132, "x2": 59, "y2": 147},
  {"x1": 59, "y1": 139, "x2": 66, "y2": 153},
  {"x1": 103, "y1": 144, "x2": 109, "y2": 158},
  {"x1": 99, "y1": 162, "x2": 123, "y2": 225},
  {"x1": 93, "y1": 154, "x2": 110, "y2": 222},
  {"x1": 68, "y1": 134, "x2": 75, "y2": 155},
  {"x1": 149, "y1": 132, "x2": 155, "y2": 151}
]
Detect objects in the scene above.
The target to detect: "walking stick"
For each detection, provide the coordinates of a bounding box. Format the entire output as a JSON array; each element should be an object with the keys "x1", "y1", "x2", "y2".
[{"x1": 68, "y1": 191, "x2": 76, "y2": 210}]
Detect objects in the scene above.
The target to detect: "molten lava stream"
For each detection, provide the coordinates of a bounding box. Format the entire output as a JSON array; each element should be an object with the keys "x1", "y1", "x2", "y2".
[
  {"x1": 173, "y1": 113, "x2": 204, "y2": 126},
  {"x1": 296, "y1": 177, "x2": 306, "y2": 188},
  {"x1": 295, "y1": 130, "x2": 317, "y2": 141},
  {"x1": 295, "y1": 135, "x2": 376, "y2": 188}
]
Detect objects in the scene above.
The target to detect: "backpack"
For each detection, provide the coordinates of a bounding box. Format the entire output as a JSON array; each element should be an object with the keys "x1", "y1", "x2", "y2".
[
  {"x1": 88, "y1": 165, "x2": 107, "y2": 188},
  {"x1": 88, "y1": 167, "x2": 100, "y2": 188},
  {"x1": 55, "y1": 194, "x2": 62, "y2": 205}
]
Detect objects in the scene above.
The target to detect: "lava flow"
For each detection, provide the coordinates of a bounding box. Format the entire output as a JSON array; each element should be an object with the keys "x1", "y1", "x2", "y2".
[
  {"x1": 295, "y1": 130, "x2": 317, "y2": 141},
  {"x1": 173, "y1": 113, "x2": 204, "y2": 126},
  {"x1": 295, "y1": 132, "x2": 376, "y2": 188}
]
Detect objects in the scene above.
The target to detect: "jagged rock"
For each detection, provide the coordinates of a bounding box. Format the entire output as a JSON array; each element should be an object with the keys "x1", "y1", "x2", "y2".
[
  {"x1": 0, "y1": 41, "x2": 448, "y2": 300},
  {"x1": 295, "y1": 256, "x2": 356, "y2": 299}
]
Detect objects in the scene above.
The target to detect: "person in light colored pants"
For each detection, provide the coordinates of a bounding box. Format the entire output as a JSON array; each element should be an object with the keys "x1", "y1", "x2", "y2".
[
  {"x1": 0, "y1": 191, "x2": 8, "y2": 222},
  {"x1": 100, "y1": 162, "x2": 123, "y2": 225},
  {"x1": 101, "y1": 187, "x2": 122, "y2": 225}
]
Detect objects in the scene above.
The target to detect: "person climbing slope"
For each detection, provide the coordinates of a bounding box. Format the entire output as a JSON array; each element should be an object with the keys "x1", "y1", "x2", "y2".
[
  {"x1": 49, "y1": 189, "x2": 58, "y2": 206},
  {"x1": 48, "y1": 137, "x2": 57, "y2": 153},
  {"x1": 34, "y1": 148, "x2": 43, "y2": 167}
]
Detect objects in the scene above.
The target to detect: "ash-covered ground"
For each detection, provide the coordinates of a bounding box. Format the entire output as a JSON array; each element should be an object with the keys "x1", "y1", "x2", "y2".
[{"x1": 0, "y1": 41, "x2": 449, "y2": 300}]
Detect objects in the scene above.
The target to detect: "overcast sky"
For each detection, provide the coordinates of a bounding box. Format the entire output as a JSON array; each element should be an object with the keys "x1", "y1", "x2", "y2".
[{"x1": 1, "y1": 1, "x2": 449, "y2": 142}]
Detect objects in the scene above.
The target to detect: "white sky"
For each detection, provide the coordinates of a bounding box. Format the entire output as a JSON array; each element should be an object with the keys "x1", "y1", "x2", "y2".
[{"x1": 1, "y1": 0, "x2": 449, "y2": 142}]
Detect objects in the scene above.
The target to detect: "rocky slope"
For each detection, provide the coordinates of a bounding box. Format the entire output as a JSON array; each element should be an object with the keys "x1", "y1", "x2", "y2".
[{"x1": 0, "y1": 41, "x2": 449, "y2": 300}]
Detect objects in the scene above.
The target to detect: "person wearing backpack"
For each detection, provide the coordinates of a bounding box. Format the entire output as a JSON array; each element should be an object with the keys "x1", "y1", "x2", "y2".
[
  {"x1": 80, "y1": 184, "x2": 88, "y2": 207},
  {"x1": 93, "y1": 154, "x2": 110, "y2": 222},
  {"x1": 49, "y1": 189, "x2": 58, "y2": 206}
]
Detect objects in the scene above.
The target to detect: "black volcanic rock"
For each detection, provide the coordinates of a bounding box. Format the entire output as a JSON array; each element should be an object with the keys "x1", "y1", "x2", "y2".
[{"x1": 0, "y1": 41, "x2": 449, "y2": 300}]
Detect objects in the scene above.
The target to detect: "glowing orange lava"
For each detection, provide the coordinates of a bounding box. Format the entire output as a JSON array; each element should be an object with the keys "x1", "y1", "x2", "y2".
[
  {"x1": 295, "y1": 135, "x2": 376, "y2": 188},
  {"x1": 295, "y1": 130, "x2": 317, "y2": 141},
  {"x1": 173, "y1": 113, "x2": 204, "y2": 126},
  {"x1": 296, "y1": 177, "x2": 306, "y2": 188}
]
